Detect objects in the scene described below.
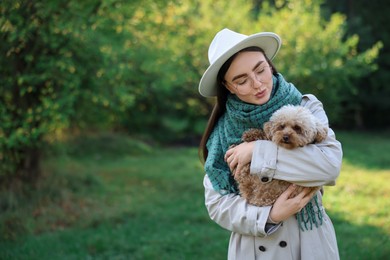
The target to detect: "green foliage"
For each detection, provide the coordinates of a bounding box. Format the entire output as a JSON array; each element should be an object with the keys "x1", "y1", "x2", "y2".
[
  {"x1": 0, "y1": 0, "x2": 384, "y2": 181},
  {"x1": 250, "y1": 0, "x2": 382, "y2": 123},
  {"x1": 0, "y1": 0, "x2": 138, "y2": 178},
  {"x1": 323, "y1": 0, "x2": 390, "y2": 128},
  {"x1": 109, "y1": 0, "x2": 244, "y2": 141},
  {"x1": 0, "y1": 0, "x2": 107, "y2": 178},
  {"x1": 112, "y1": 0, "x2": 382, "y2": 138}
]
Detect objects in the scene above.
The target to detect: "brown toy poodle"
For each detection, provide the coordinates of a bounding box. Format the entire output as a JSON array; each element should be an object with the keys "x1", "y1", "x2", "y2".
[{"x1": 233, "y1": 105, "x2": 328, "y2": 206}]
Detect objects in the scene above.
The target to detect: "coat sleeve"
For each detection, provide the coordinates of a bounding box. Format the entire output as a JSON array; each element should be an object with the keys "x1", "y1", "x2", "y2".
[
  {"x1": 250, "y1": 94, "x2": 343, "y2": 187},
  {"x1": 204, "y1": 174, "x2": 281, "y2": 236}
]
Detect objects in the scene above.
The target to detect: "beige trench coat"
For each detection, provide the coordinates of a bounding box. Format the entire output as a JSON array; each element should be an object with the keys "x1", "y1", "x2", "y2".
[{"x1": 204, "y1": 94, "x2": 342, "y2": 260}]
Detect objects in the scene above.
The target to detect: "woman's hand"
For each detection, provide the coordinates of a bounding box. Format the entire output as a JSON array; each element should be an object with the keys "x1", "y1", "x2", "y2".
[
  {"x1": 225, "y1": 141, "x2": 255, "y2": 175},
  {"x1": 269, "y1": 184, "x2": 318, "y2": 223}
]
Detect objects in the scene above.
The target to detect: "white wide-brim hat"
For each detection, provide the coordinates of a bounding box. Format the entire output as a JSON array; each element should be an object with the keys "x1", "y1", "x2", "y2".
[{"x1": 199, "y1": 28, "x2": 281, "y2": 97}]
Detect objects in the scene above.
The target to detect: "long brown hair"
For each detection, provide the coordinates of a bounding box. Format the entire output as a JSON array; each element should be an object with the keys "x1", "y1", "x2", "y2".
[{"x1": 198, "y1": 46, "x2": 278, "y2": 163}]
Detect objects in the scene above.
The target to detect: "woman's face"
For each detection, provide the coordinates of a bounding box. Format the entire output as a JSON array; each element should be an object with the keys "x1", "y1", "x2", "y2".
[{"x1": 224, "y1": 51, "x2": 273, "y2": 105}]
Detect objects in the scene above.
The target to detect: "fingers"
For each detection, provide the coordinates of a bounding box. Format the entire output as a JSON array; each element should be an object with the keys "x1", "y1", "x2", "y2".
[
  {"x1": 224, "y1": 147, "x2": 234, "y2": 162},
  {"x1": 294, "y1": 187, "x2": 311, "y2": 199},
  {"x1": 294, "y1": 188, "x2": 318, "y2": 211},
  {"x1": 226, "y1": 155, "x2": 237, "y2": 172},
  {"x1": 305, "y1": 188, "x2": 319, "y2": 198},
  {"x1": 225, "y1": 142, "x2": 254, "y2": 174},
  {"x1": 273, "y1": 186, "x2": 319, "y2": 219},
  {"x1": 280, "y1": 184, "x2": 297, "y2": 198},
  {"x1": 272, "y1": 185, "x2": 305, "y2": 222},
  {"x1": 225, "y1": 147, "x2": 238, "y2": 172},
  {"x1": 235, "y1": 164, "x2": 242, "y2": 176},
  {"x1": 226, "y1": 153, "x2": 235, "y2": 166},
  {"x1": 298, "y1": 187, "x2": 318, "y2": 200}
]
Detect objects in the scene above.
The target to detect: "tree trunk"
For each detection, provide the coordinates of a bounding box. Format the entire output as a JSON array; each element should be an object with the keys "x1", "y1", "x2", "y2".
[{"x1": 17, "y1": 147, "x2": 41, "y2": 183}]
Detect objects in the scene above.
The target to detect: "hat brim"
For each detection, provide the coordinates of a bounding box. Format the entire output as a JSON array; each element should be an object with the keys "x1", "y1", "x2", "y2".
[{"x1": 199, "y1": 32, "x2": 281, "y2": 97}]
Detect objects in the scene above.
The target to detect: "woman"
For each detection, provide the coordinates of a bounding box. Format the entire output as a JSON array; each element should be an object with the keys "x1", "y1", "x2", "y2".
[{"x1": 198, "y1": 28, "x2": 342, "y2": 259}]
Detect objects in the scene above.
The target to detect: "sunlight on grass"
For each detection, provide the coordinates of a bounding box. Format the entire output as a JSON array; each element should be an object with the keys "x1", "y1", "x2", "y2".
[
  {"x1": 322, "y1": 157, "x2": 390, "y2": 259},
  {"x1": 324, "y1": 160, "x2": 390, "y2": 231}
]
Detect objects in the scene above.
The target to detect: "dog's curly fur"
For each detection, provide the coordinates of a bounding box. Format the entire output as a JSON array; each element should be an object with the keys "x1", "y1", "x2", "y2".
[{"x1": 233, "y1": 105, "x2": 328, "y2": 206}]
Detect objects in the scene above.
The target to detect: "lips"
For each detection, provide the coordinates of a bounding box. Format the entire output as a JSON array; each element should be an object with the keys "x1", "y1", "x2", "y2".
[{"x1": 255, "y1": 89, "x2": 266, "y2": 98}]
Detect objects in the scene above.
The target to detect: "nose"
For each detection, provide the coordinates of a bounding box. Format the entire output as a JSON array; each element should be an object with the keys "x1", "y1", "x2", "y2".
[{"x1": 251, "y1": 76, "x2": 263, "y2": 89}]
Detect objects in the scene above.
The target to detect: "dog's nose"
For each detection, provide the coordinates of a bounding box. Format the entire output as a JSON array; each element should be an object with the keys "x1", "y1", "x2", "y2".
[{"x1": 283, "y1": 135, "x2": 290, "y2": 142}]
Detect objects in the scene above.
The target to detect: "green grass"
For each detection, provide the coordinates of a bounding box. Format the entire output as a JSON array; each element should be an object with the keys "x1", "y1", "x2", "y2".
[
  {"x1": 323, "y1": 131, "x2": 390, "y2": 259},
  {"x1": 0, "y1": 131, "x2": 389, "y2": 259}
]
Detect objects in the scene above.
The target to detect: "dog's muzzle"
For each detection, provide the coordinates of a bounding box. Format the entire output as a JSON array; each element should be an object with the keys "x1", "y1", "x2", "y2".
[{"x1": 282, "y1": 135, "x2": 290, "y2": 143}]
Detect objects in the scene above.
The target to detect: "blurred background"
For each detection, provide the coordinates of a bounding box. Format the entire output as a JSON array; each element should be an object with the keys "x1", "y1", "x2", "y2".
[{"x1": 1, "y1": 0, "x2": 389, "y2": 259}]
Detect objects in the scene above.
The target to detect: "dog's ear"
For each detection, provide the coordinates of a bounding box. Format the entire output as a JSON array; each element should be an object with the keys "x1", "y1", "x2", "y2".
[
  {"x1": 314, "y1": 122, "x2": 328, "y2": 143},
  {"x1": 263, "y1": 122, "x2": 273, "y2": 140},
  {"x1": 242, "y1": 128, "x2": 264, "y2": 142}
]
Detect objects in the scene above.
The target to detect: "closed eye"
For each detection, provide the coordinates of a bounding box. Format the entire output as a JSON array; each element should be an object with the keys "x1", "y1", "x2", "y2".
[
  {"x1": 236, "y1": 79, "x2": 247, "y2": 86},
  {"x1": 255, "y1": 67, "x2": 266, "y2": 75}
]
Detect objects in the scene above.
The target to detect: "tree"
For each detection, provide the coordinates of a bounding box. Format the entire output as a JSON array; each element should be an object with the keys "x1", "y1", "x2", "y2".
[
  {"x1": 113, "y1": 0, "x2": 257, "y2": 142},
  {"x1": 0, "y1": 0, "x2": 105, "y2": 180},
  {"x1": 324, "y1": 0, "x2": 390, "y2": 128}
]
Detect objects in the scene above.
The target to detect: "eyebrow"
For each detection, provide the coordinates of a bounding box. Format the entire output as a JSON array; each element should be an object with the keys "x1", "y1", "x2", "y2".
[{"x1": 231, "y1": 60, "x2": 265, "y2": 82}]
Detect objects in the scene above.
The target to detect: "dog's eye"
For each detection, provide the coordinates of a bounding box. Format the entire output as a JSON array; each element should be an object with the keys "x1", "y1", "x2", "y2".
[
  {"x1": 278, "y1": 124, "x2": 285, "y2": 130},
  {"x1": 293, "y1": 125, "x2": 302, "y2": 133}
]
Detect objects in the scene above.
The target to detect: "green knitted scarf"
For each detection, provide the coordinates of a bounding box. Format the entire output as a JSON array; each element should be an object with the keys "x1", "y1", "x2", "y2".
[{"x1": 205, "y1": 73, "x2": 323, "y2": 231}]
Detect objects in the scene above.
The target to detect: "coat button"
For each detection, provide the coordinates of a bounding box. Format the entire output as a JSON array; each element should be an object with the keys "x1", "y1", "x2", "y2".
[
  {"x1": 259, "y1": 245, "x2": 266, "y2": 252},
  {"x1": 261, "y1": 177, "x2": 269, "y2": 182},
  {"x1": 279, "y1": 241, "x2": 287, "y2": 248}
]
